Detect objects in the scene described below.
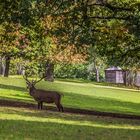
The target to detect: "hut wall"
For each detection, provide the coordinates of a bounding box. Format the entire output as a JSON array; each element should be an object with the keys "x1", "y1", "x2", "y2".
[
  {"x1": 116, "y1": 71, "x2": 124, "y2": 83},
  {"x1": 135, "y1": 71, "x2": 140, "y2": 87},
  {"x1": 105, "y1": 70, "x2": 116, "y2": 83}
]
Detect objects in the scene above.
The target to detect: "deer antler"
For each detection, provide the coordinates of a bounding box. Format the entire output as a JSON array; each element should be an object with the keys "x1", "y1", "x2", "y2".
[
  {"x1": 33, "y1": 75, "x2": 46, "y2": 85},
  {"x1": 23, "y1": 74, "x2": 31, "y2": 84},
  {"x1": 23, "y1": 70, "x2": 46, "y2": 85}
]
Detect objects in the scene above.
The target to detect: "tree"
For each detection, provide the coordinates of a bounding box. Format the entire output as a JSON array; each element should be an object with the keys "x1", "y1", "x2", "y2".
[
  {"x1": 48, "y1": 0, "x2": 140, "y2": 68},
  {"x1": 1, "y1": 0, "x2": 140, "y2": 79},
  {"x1": 0, "y1": 0, "x2": 33, "y2": 76}
]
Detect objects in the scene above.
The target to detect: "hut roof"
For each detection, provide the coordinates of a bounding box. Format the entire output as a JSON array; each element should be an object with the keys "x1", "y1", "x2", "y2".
[{"x1": 106, "y1": 66, "x2": 122, "y2": 71}]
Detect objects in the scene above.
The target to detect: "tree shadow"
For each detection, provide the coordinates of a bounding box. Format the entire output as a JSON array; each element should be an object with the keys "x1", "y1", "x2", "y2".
[
  {"x1": 1, "y1": 105, "x2": 140, "y2": 126},
  {"x1": 0, "y1": 119, "x2": 140, "y2": 140},
  {"x1": 63, "y1": 92, "x2": 140, "y2": 116},
  {"x1": 0, "y1": 96, "x2": 140, "y2": 120},
  {"x1": 57, "y1": 78, "x2": 90, "y2": 84},
  {"x1": 0, "y1": 83, "x2": 140, "y2": 119},
  {"x1": 0, "y1": 84, "x2": 26, "y2": 92}
]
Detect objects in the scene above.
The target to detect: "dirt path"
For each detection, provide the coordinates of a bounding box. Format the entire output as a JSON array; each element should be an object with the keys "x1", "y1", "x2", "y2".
[{"x1": 0, "y1": 99, "x2": 140, "y2": 120}]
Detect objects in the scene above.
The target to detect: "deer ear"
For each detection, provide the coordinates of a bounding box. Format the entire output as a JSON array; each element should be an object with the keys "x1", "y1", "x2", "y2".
[{"x1": 32, "y1": 80, "x2": 36, "y2": 85}]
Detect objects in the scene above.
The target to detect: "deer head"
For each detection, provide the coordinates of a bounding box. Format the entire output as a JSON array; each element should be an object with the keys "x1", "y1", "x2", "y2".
[{"x1": 23, "y1": 74, "x2": 46, "y2": 90}]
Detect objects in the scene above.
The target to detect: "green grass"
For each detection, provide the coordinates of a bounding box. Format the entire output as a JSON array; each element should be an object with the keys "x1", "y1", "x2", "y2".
[
  {"x1": 0, "y1": 107, "x2": 140, "y2": 140},
  {"x1": 0, "y1": 76, "x2": 140, "y2": 140},
  {"x1": 0, "y1": 76, "x2": 140, "y2": 115}
]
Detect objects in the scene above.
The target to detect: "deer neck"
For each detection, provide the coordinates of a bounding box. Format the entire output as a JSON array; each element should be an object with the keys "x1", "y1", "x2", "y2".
[{"x1": 29, "y1": 87, "x2": 36, "y2": 96}]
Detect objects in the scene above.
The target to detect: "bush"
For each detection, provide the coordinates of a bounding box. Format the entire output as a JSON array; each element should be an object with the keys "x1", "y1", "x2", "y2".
[{"x1": 54, "y1": 63, "x2": 89, "y2": 79}]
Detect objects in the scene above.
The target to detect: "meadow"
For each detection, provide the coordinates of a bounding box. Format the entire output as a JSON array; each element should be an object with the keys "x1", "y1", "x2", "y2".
[
  {"x1": 0, "y1": 76, "x2": 140, "y2": 140},
  {"x1": 0, "y1": 76, "x2": 140, "y2": 115}
]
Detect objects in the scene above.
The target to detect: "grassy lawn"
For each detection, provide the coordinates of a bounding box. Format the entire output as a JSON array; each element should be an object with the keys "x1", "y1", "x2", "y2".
[
  {"x1": 0, "y1": 76, "x2": 140, "y2": 140},
  {"x1": 0, "y1": 76, "x2": 140, "y2": 115},
  {"x1": 0, "y1": 107, "x2": 140, "y2": 140}
]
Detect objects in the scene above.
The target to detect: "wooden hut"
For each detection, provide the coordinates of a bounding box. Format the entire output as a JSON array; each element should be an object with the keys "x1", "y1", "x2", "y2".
[
  {"x1": 105, "y1": 67, "x2": 124, "y2": 83},
  {"x1": 135, "y1": 71, "x2": 140, "y2": 87}
]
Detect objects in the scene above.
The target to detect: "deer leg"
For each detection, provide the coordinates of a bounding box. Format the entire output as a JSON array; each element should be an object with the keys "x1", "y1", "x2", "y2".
[
  {"x1": 38, "y1": 102, "x2": 41, "y2": 109},
  {"x1": 41, "y1": 102, "x2": 43, "y2": 110},
  {"x1": 60, "y1": 104, "x2": 64, "y2": 112},
  {"x1": 58, "y1": 105, "x2": 61, "y2": 112},
  {"x1": 57, "y1": 104, "x2": 61, "y2": 112},
  {"x1": 58, "y1": 104, "x2": 64, "y2": 112},
  {"x1": 55, "y1": 101, "x2": 60, "y2": 112}
]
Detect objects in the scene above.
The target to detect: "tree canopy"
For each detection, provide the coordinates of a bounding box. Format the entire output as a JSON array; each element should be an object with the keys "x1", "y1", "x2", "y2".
[{"x1": 0, "y1": 0, "x2": 140, "y2": 77}]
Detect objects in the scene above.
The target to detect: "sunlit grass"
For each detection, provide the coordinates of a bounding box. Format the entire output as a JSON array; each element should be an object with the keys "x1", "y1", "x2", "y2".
[
  {"x1": 0, "y1": 76, "x2": 140, "y2": 139},
  {"x1": 0, "y1": 107, "x2": 140, "y2": 140},
  {"x1": 0, "y1": 108, "x2": 140, "y2": 130},
  {"x1": 0, "y1": 76, "x2": 140, "y2": 115}
]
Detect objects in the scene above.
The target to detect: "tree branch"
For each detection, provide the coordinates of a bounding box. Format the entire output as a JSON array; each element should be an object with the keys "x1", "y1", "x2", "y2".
[
  {"x1": 89, "y1": 16, "x2": 131, "y2": 20},
  {"x1": 88, "y1": 3, "x2": 134, "y2": 12}
]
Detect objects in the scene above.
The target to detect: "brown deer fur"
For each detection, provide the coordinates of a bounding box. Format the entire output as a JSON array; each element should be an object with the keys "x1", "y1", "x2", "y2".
[{"x1": 26, "y1": 81, "x2": 64, "y2": 112}]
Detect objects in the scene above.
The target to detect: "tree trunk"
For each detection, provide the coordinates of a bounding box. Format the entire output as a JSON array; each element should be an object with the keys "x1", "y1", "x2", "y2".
[
  {"x1": 95, "y1": 67, "x2": 100, "y2": 82},
  {"x1": 4, "y1": 56, "x2": 10, "y2": 77},
  {"x1": 129, "y1": 70, "x2": 135, "y2": 86},
  {"x1": 124, "y1": 70, "x2": 135, "y2": 86},
  {"x1": 134, "y1": 71, "x2": 140, "y2": 89},
  {"x1": 0, "y1": 56, "x2": 3, "y2": 75},
  {"x1": 44, "y1": 61, "x2": 54, "y2": 82},
  {"x1": 2, "y1": 59, "x2": 5, "y2": 76},
  {"x1": 123, "y1": 70, "x2": 127, "y2": 86},
  {"x1": 93, "y1": 59, "x2": 100, "y2": 82},
  {"x1": 16, "y1": 63, "x2": 23, "y2": 75}
]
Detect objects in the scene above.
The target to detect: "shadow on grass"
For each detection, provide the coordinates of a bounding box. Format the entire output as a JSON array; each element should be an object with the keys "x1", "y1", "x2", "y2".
[
  {"x1": 0, "y1": 84, "x2": 26, "y2": 92},
  {"x1": 0, "y1": 83, "x2": 140, "y2": 119},
  {"x1": 57, "y1": 78, "x2": 121, "y2": 86},
  {"x1": 0, "y1": 95, "x2": 140, "y2": 120},
  {"x1": 64, "y1": 92, "x2": 140, "y2": 115},
  {"x1": 0, "y1": 119, "x2": 140, "y2": 140},
  {"x1": 57, "y1": 78, "x2": 139, "y2": 90},
  {"x1": 57, "y1": 78, "x2": 90, "y2": 84},
  {"x1": 2, "y1": 105, "x2": 140, "y2": 126}
]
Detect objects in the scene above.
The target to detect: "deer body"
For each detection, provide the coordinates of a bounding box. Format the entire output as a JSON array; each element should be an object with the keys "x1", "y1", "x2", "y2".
[
  {"x1": 24, "y1": 75, "x2": 64, "y2": 112},
  {"x1": 29, "y1": 86, "x2": 63, "y2": 112}
]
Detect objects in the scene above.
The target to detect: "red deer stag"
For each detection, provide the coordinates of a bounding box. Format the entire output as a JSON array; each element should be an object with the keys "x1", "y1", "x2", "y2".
[{"x1": 23, "y1": 75, "x2": 64, "y2": 112}]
